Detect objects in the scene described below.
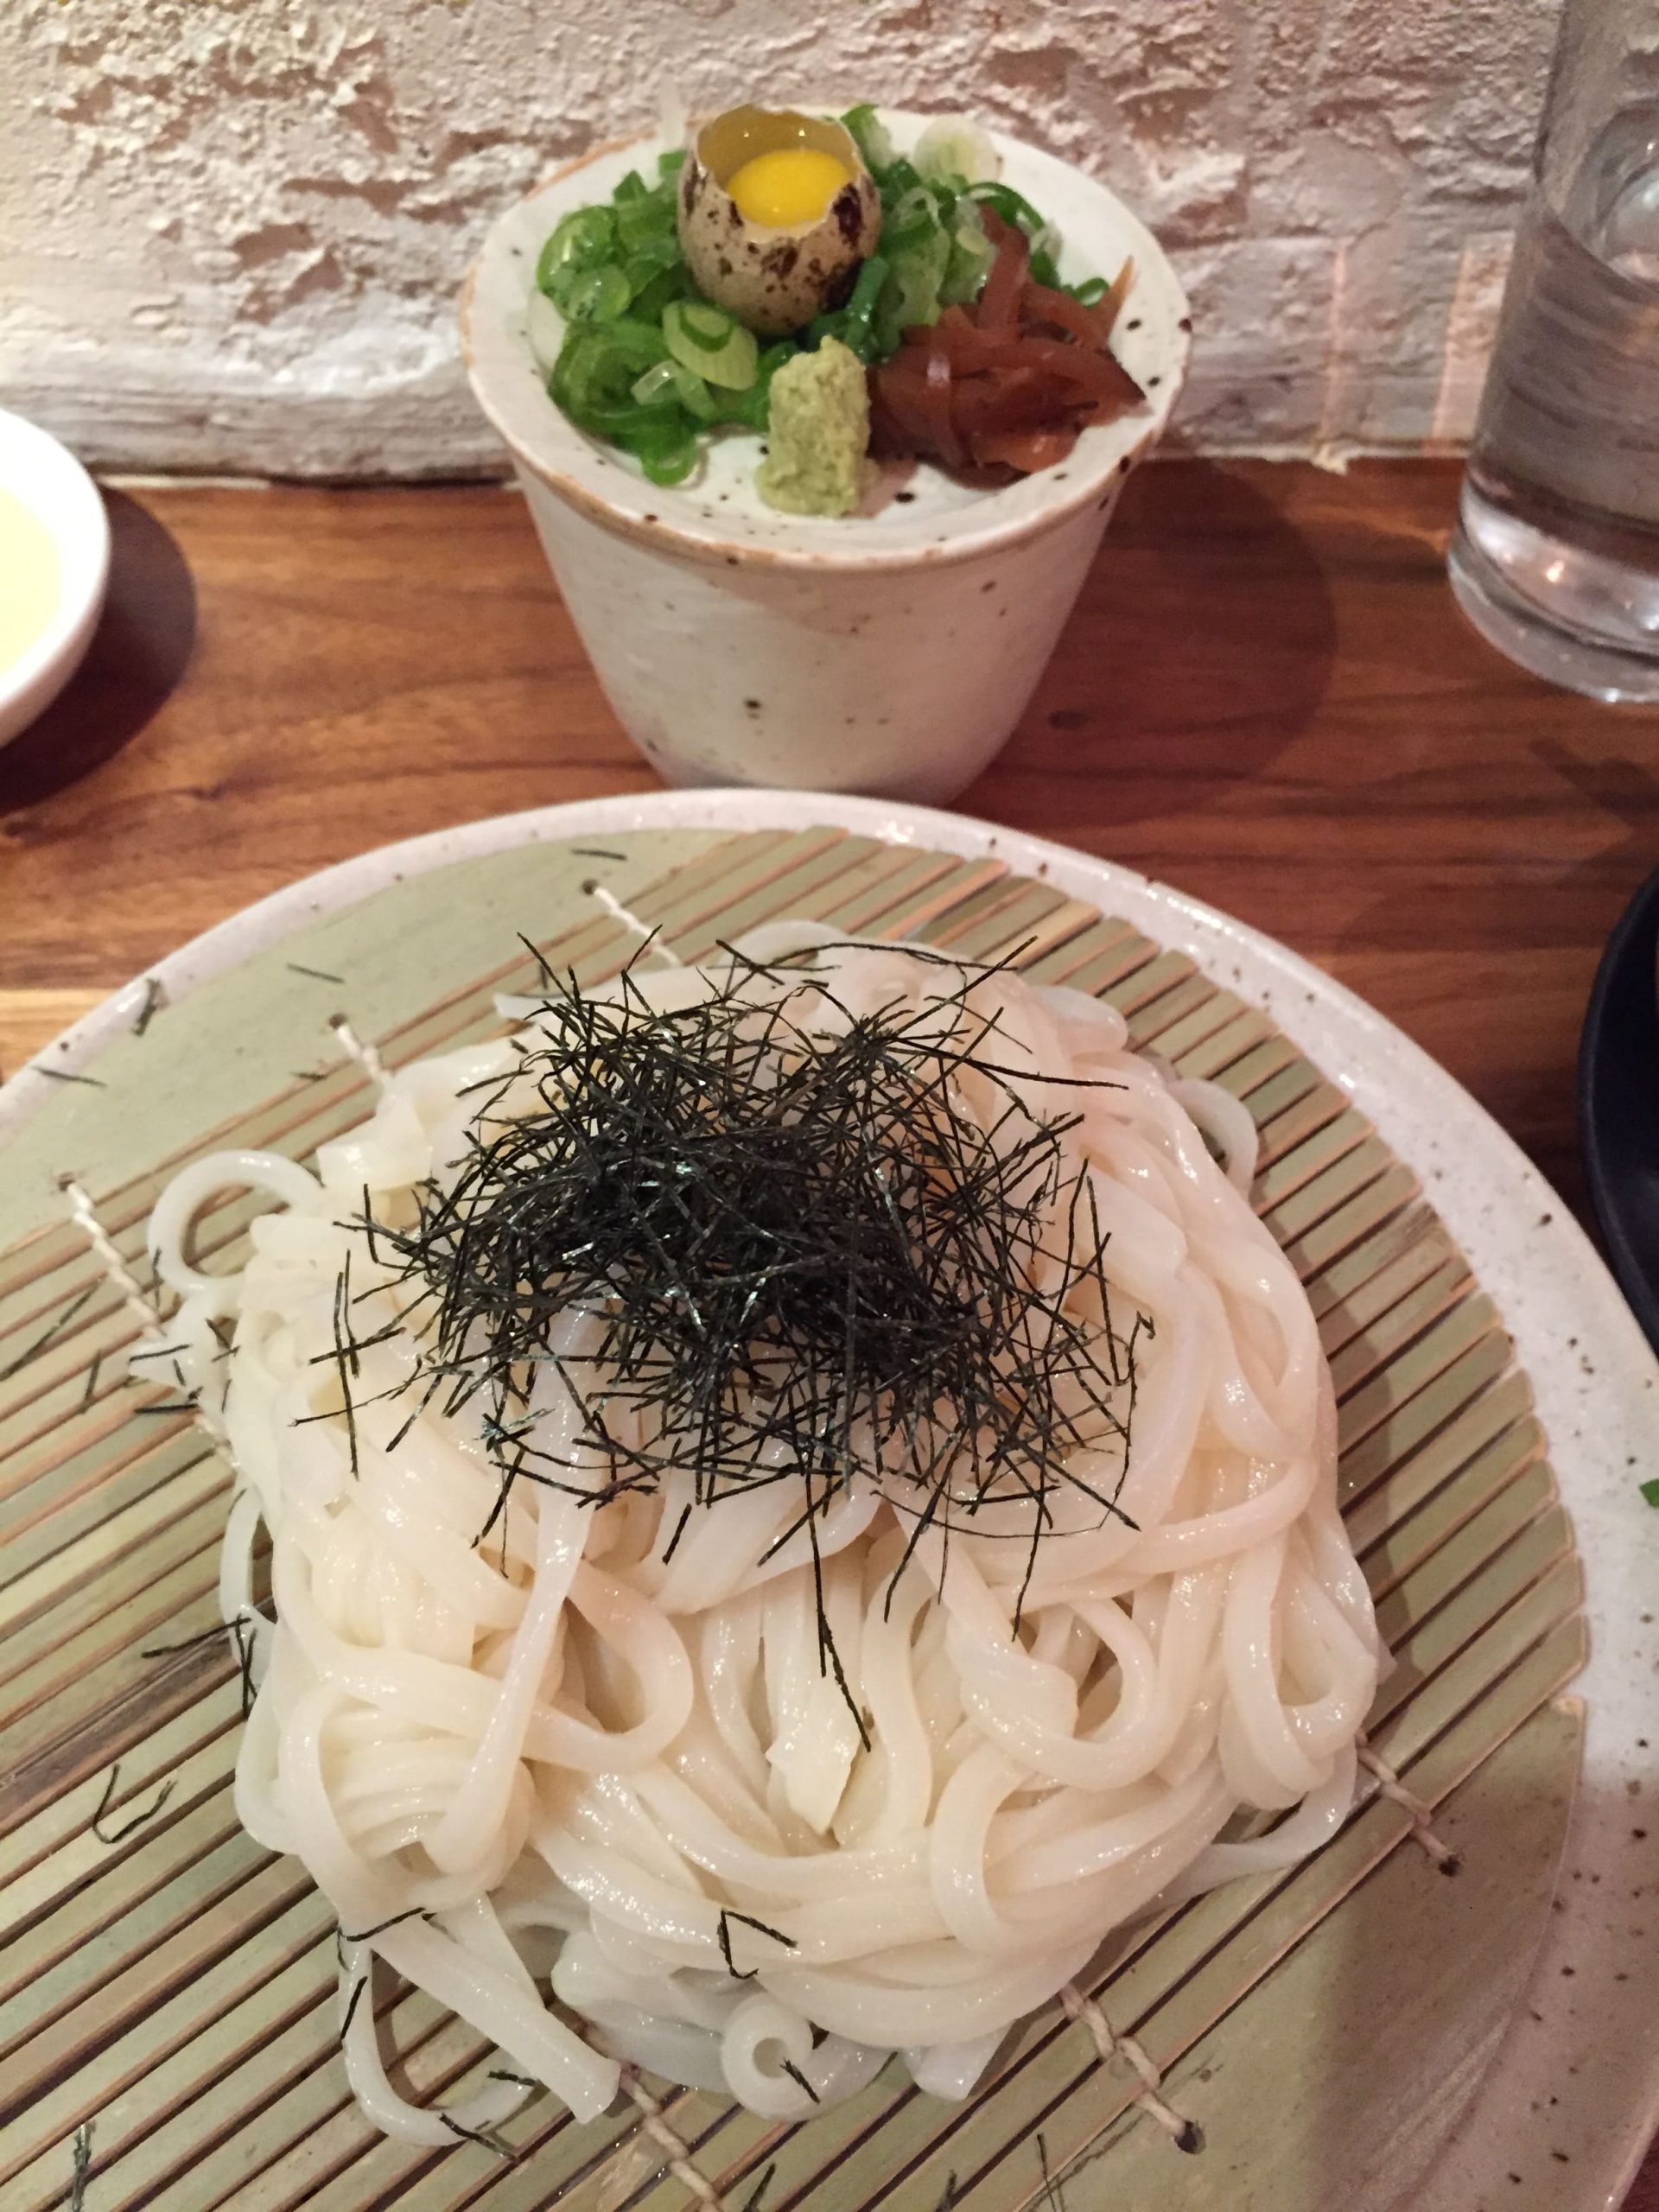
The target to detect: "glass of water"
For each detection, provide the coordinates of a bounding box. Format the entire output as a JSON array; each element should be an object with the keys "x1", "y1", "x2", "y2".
[{"x1": 1448, "y1": 0, "x2": 1659, "y2": 702}]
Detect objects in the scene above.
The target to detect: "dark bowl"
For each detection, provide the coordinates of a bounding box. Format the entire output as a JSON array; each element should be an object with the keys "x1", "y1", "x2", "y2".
[{"x1": 1579, "y1": 862, "x2": 1659, "y2": 1354}]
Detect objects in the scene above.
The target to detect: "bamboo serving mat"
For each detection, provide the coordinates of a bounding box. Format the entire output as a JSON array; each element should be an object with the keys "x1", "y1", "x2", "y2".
[{"x1": 0, "y1": 826, "x2": 1586, "y2": 2212}]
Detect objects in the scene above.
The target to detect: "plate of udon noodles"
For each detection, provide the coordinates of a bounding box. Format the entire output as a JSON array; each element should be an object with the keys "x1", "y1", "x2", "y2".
[{"x1": 2, "y1": 791, "x2": 1654, "y2": 2212}]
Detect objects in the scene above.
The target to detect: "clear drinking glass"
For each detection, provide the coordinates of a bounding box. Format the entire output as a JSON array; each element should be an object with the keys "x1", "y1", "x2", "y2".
[{"x1": 1448, "y1": 0, "x2": 1659, "y2": 702}]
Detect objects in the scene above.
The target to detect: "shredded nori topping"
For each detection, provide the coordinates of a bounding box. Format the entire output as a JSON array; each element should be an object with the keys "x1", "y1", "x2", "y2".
[
  {"x1": 338, "y1": 945, "x2": 1152, "y2": 1668},
  {"x1": 90, "y1": 1762, "x2": 176, "y2": 1846}
]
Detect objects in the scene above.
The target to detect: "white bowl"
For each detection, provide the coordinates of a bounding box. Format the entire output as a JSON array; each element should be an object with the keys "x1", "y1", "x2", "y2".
[
  {"x1": 463, "y1": 114, "x2": 1189, "y2": 801},
  {"x1": 0, "y1": 408, "x2": 111, "y2": 749}
]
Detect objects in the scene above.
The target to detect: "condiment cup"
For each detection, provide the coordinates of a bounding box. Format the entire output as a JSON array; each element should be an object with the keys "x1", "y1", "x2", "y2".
[
  {"x1": 463, "y1": 114, "x2": 1188, "y2": 803},
  {"x1": 0, "y1": 408, "x2": 110, "y2": 749}
]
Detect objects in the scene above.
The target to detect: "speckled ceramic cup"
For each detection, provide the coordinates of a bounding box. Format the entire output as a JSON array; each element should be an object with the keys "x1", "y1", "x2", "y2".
[{"x1": 463, "y1": 114, "x2": 1189, "y2": 803}]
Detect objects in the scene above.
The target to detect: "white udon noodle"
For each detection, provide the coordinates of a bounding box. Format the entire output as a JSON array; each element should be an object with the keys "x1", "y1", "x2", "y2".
[{"x1": 146, "y1": 927, "x2": 1381, "y2": 2144}]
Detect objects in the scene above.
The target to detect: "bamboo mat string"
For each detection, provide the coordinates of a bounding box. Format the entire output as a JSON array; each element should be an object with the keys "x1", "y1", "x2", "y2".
[
  {"x1": 59, "y1": 1173, "x2": 228, "y2": 1446},
  {"x1": 329, "y1": 1014, "x2": 387, "y2": 1087},
  {"x1": 586, "y1": 881, "x2": 684, "y2": 964},
  {"x1": 1059, "y1": 1984, "x2": 1203, "y2": 2153},
  {"x1": 620, "y1": 2069, "x2": 731, "y2": 2210},
  {"x1": 1357, "y1": 1738, "x2": 1462, "y2": 1874},
  {"x1": 59, "y1": 1176, "x2": 164, "y2": 1341}
]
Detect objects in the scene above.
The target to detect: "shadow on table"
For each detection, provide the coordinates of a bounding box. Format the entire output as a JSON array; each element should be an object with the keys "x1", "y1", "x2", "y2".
[
  {"x1": 971, "y1": 454, "x2": 1337, "y2": 822},
  {"x1": 0, "y1": 489, "x2": 197, "y2": 810}
]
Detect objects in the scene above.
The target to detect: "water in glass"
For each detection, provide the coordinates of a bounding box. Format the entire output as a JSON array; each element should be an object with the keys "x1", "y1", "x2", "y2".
[{"x1": 1450, "y1": 102, "x2": 1659, "y2": 700}]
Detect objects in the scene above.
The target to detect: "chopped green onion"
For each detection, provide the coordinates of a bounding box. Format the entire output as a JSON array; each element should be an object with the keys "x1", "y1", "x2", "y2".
[
  {"x1": 965, "y1": 181, "x2": 1045, "y2": 235},
  {"x1": 884, "y1": 185, "x2": 941, "y2": 254},
  {"x1": 809, "y1": 251, "x2": 889, "y2": 362},
  {"x1": 565, "y1": 396, "x2": 681, "y2": 439},
  {"x1": 840, "y1": 103, "x2": 894, "y2": 173},
  {"x1": 912, "y1": 117, "x2": 1001, "y2": 189},
  {"x1": 1069, "y1": 275, "x2": 1109, "y2": 308},
  {"x1": 558, "y1": 383, "x2": 684, "y2": 440},
  {"x1": 630, "y1": 360, "x2": 679, "y2": 406},
  {"x1": 616, "y1": 192, "x2": 678, "y2": 253},
  {"x1": 875, "y1": 225, "x2": 950, "y2": 353},
  {"x1": 671, "y1": 302, "x2": 738, "y2": 350},
  {"x1": 551, "y1": 321, "x2": 670, "y2": 433},
  {"x1": 621, "y1": 416, "x2": 699, "y2": 485},
  {"x1": 640, "y1": 447, "x2": 696, "y2": 486},
  {"x1": 663, "y1": 299, "x2": 759, "y2": 388},
  {"x1": 710, "y1": 340, "x2": 793, "y2": 429},
  {"x1": 632, "y1": 358, "x2": 720, "y2": 422},
  {"x1": 876, "y1": 156, "x2": 922, "y2": 205},
  {"x1": 674, "y1": 365, "x2": 721, "y2": 423},
  {"x1": 940, "y1": 206, "x2": 994, "y2": 306},
  {"x1": 628, "y1": 262, "x2": 691, "y2": 321},
  {"x1": 620, "y1": 233, "x2": 681, "y2": 289},
  {"x1": 609, "y1": 320, "x2": 673, "y2": 365},
  {"x1": 967, "y1": 181, "x2": 1061, "y2": 270},
  {"x1": 537, "y1": 206, "x2": 616, "y2": 294},
  {"x1": 561, "y1": 263, "x2": 633, "y2": 323}
]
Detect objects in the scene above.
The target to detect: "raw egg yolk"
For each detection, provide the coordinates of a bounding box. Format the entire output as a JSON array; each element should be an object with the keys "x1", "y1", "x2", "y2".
[{"x1": 725, "y1": 147, "x2": 850, "y2": 229}]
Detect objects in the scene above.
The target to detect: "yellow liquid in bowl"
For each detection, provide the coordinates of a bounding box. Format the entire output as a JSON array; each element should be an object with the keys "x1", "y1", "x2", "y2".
[{"x1": 0, "y1": 489, "x2": 61, "y2": 677}]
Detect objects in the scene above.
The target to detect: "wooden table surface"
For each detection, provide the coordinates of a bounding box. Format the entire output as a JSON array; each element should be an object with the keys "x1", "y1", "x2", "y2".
[{"x1": 2, "y1": 456, "x2": 1657, "y2": 2203}]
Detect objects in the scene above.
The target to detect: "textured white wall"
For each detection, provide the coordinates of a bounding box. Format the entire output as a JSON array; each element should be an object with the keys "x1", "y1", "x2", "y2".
[{"x1": 2, "y1": 0, "x2": 1555, "y2": 478}]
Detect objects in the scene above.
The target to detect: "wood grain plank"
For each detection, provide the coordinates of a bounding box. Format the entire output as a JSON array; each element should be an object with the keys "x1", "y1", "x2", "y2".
[{"x1": 0, "y1": 990, "x2": 106, "y2": 1082}]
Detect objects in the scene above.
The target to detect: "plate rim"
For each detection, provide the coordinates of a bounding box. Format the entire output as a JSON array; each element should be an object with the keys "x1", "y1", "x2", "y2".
[{"x1": 5, "y1": 785, "x2": 1655, "y2": 2210}]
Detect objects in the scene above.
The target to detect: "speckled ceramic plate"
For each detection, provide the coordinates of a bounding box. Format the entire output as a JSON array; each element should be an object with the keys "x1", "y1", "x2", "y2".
[{"x1": 3, "y1": 791, "x2": 1656, "y2": 2212}]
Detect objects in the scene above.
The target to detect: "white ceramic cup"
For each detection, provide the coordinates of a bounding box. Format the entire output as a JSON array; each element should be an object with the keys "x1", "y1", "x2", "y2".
[
  {"x1": 0, "y1": 409, "x2": 110, "y2": 750},
  {"x1": 463, "y1": 113, "x2": 1189, "y2": 803}
]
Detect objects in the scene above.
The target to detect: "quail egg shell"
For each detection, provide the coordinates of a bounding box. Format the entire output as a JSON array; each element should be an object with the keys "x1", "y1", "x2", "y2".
[{"x1": 677, "y1": 105, "x2": 882, "y2": 338}]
